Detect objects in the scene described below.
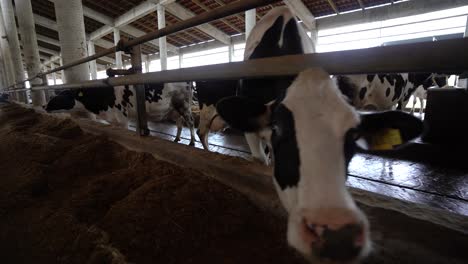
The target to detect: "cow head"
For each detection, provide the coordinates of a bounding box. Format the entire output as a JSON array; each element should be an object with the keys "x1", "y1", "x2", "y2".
[
  {"x1": 217, "y1": 68, "x2": 423, "y2": 263},
  {"x1": 44, "y1": 90, "x2": 77, "y2": 112}
]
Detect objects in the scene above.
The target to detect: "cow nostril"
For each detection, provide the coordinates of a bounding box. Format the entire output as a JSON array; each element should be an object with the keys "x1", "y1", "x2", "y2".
[{"x1": 310, "y1": 223, "x2": 365, "y2": 261}]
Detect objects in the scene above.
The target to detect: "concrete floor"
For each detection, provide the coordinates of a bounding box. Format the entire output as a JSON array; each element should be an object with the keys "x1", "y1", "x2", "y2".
[{"x1": 130, "y1": 121, "x2": 468, "y2": 217}]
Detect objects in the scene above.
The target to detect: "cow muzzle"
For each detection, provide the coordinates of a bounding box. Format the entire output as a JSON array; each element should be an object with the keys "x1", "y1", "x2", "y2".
[{"x1": 289, "y1": 208, "x2": 370, "y2": 263}]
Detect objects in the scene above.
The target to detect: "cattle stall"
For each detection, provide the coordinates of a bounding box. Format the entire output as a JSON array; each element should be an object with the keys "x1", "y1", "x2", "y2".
[{"x1": 1, "y1": 0, "x2": 468, "y2": 263}]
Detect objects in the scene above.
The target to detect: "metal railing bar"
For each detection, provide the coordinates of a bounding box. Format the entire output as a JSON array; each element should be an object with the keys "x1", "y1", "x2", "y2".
[{"x1": 6, "y1": 37, "x2": 468, "y2": 93}]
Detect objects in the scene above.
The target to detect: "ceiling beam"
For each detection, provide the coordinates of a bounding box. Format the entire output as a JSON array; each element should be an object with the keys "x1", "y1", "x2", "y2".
[
  {"x1": 283, "y1": 0, "x2": 316, "y2": 31},
  {"x1": 317, "y1": 0, "x2": 468, "y2": 30},
  {"x1": 45, "y1": 0, "x2": 175, "y2": 53},
  {"x1": 165, "y1": 2, "x2": 231, "y2": 44},
  {"x1": 191, "y1": 0, "x2": 242, "y2": 33}
]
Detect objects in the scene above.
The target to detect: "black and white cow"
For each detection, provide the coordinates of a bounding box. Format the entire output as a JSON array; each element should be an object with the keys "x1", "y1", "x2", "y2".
[
  {"x1": 335, "y1": 73, "x2": 448, "y2": 112},
  {"x1": 45, "y1": 82, "x2": 196, "y2": 145},
  {"x1": 194, "y1": 80, "x2": 239, "y2": 150},
  {"x1": 216, "y1": 7, "x2": 423, "y2": 263}
]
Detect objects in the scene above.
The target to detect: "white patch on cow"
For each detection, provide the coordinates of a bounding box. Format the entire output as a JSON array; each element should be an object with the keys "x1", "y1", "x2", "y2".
[
  {"x1": 281, "y1": 68, "x2": 369, "y2": 257},
  {"x1": 244, "y1": 6, "x2": 314, "y2": 60}
]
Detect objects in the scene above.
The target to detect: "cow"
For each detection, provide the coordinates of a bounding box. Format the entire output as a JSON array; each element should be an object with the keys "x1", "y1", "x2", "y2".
[
  {"x1": 194, "y1": 80, "x2": 239, "y2": 150},
  {"x1": 335, "y1": 73, "x2": 448, "y2": 112},
  {"x1": 45, "y1": 82, "x2": 196, "y2": 145},
  {"x1": 215, "y1": 7, "x2": 423, "y2": 263}
]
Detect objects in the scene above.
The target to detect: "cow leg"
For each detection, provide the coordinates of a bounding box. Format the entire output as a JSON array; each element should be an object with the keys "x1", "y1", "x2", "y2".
[
  {"x1": 181, "y1": 112, "x2": 196, "y2": 146},
  {"x1": 174, "y1": 117, "x2": 183, "y2": 143},
  {"x1": 197, "y1": 106, "x2": 216, "y2": 150},
  {"x1": 420, "y1": 98, "x2": 425, "y2": 115},
  {"x1": 245, "y1": 132, "x2": 269, "y2": 165},
  {"x1": 410, "y1": 96, "x2": 417, "y2": 114}
]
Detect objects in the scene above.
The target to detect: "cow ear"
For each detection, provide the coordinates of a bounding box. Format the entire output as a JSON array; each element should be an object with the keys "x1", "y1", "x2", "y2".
[
  {"x1": 216, "y1": 96, "x2": 271, "y2": 132},
  {"x1": 354, "y1": 111, "x2": 423, "y2": 151}
]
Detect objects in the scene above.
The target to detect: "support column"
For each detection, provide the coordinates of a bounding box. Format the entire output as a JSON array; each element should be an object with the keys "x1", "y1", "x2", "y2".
[
  {"x1": 0, "y1": 49, "x2": 7, "y2": 90},
  {"x1": 59, "y1": 57, "x2": 65, "y2": 83},
  {"x1": 458, "y1": 16, "x2": 468, "y2": 88},
  {"x1": 51, "y1": 63, "x2": 57, "y2": 85},
  {"x1": 0, "y1": 0, "x2": 27, "y2": 102},
  {"x1": 87, "y1": 41, "x2": 98, "y2": 79},
  {"x1": 113, "y1": 28, "x2": 123, "y2": 69},
  {"x1": 0, "y1": 10, "x2": 14, "y2": 92},
  {"x1": 157, "y1": 4, "x2": 167, "y2": 71},
  {"x1": 178, "y1": 53, "x2": 183, "y2": 68},
  {"x1": 228, "y1": 40, "x2": 234, "y2": 62},
  {"x1": 54, "y1": 0, "x2": 90, "y2": 83},
  {"x1": 145, "y1": 55, "x2": 151, "y2": 73},
  {"x1": 245, "y1": 9, "x2": 256, "y2": 39},
  {"x1": 16, "y1": 0, "x2": 46, "y2": 106}
]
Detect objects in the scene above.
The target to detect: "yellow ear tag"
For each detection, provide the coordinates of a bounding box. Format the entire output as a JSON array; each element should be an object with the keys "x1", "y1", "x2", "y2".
[
  {"x1": 369, "y1": 128, "x2": 403, "y2": 150},
  {"x1": 78, "y1": 92, "x2": 83, "y2": 97}
]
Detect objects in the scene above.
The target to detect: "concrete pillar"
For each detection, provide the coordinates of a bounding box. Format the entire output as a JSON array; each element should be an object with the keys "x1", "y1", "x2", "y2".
[
  {"x1": 0, "y1": 11, "x2": 14, "y2": 90},
  {"x1": 59, "y1": 57, "x2": 65, "y2": 83},
  {"x1": 228, "y1": 41, "x2": 234, "y2": 62},
  {"x1": 113, "y1": 28, "x2": 123, "y2": 69},
  {"x1": 178, "y1": 52, "x2": 183, "y2": 68},
  {"x1": 0, "y1": 50, "x2": 7, "y2": 90},
  {"x1": 87, "y1": 41, "x2": 98, "y2": 79},
  {"x1": 465, "y1": 15, "x2": 468, "y2": 37},
  {"x1": 245, "y1": 9, "x2": 256, "y2": 39},
  {"x1": 54, "y1": 0, "x2": 90, "y2": 83},
  {"x1": 145, "y1": 55, "x2": 151, "y2": 73},
  {"x1": 0, "y1": 0, "x2": 27, "y2": 102},
  {"x1": 51, "y1": 63, "x2": 57, "y2": 85},
  {"x1": 16, "y1": 0, "x2": 46, "y2": 106},
  {"x1": 457, "y1": 16, "x2": 468, "y2": 88},
  {"x1": 157, "y1": 4, "x2": 167, "y2": 71}
]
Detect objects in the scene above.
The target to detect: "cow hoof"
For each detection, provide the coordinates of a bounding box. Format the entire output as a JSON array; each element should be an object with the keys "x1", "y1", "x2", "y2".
[
  {"x1": 189, "y1": 141, "x2": 195, "y2": 146},
  {"x1": 174, "y1": 138, "x2": 180, "y2": 143}
]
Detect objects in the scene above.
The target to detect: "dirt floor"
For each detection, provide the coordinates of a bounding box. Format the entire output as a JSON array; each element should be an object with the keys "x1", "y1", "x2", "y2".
[{"x1": 0, "y1": 102, "x2": 467, "y2": 264}]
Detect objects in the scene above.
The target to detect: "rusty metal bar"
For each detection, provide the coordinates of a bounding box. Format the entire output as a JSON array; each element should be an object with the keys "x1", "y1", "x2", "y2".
[
  {"x1": 7, "y1": 0, "x2": 279, "y2": 89},
  {"x1": 7, "y1": 38, "x2": 468, "y2": 93}
]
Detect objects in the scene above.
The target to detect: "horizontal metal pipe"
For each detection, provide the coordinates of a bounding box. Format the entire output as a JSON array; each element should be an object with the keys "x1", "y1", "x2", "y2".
[
  {"x1": 7, "y1": 38, "x2": 468, "y2": 93},
  {"x1": 7, "y1": 0, "x2": 278, "y2": 89}
]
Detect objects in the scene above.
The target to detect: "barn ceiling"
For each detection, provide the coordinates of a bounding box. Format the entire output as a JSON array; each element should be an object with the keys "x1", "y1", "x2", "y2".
[{"x1": 25, "y1": 0, "x2": 405, "y2": 65}]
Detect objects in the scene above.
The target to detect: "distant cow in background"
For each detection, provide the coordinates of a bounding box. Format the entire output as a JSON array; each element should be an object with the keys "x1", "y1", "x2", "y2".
[
  {"x1": 45, "y1": 83, "x2": 196, "y2": 145},
  {"x1": 335, "y1": 73, "x2": 448, "y2": 112},
  {"x1": 194, "y1": 80, "x2": 238, "y2": 150}
]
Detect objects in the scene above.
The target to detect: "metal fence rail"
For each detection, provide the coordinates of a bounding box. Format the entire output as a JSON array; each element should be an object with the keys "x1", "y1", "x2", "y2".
[{"x1": 9, "y1": 37, "x2": 468, "y2": 93}]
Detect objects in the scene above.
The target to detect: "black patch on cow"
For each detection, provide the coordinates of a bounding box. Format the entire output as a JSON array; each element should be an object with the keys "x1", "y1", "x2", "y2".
[
  {"x1": 216, "y1": 96, "x2": 268, "y2": 132},
  {"x1": 195, "y1": 80, "x2": 239, "y2": 109},
  {"x1": 367, "y1": 75, "x2": 376, "y2": 83},
  {"x1": 271, "y1": 104, "x2": 300, "y2": 189},
  {"x1": 121, "y1": 85, "x2": 134, "y2": 108},
  {"x1": 115, "y1": 104, "x2": 122, "y2": 111},
  {"x1": 75, "y1": 86, "x2": 116, "y2": 115},
  {"x1": 45, "y1": 90, "x2": 77, "y2": 112},
  {"x1": 336, "y1": 76, "x2": 356, "y2": 103},
  {"x1": 386, "y1": 87, "x2": 391, "y2": 97},
  {"x1": 359, "y1": 87, "x2": 367, "y2": 100},
  {"x1": 378, "y1": 74, "x2": 386, "y2": 84},
  {"x1": 434, "y1": 76, "x2": 447, "y2": 87},
  {"x1": 239, "y1": 16, "x2": 302, "y2": 104},
  {"x1": 145, "y1": 83, "x2": 164, "y2": 103},
  {"x1": 387, "y1": 74, "x2": 406, "y2": 102}
]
